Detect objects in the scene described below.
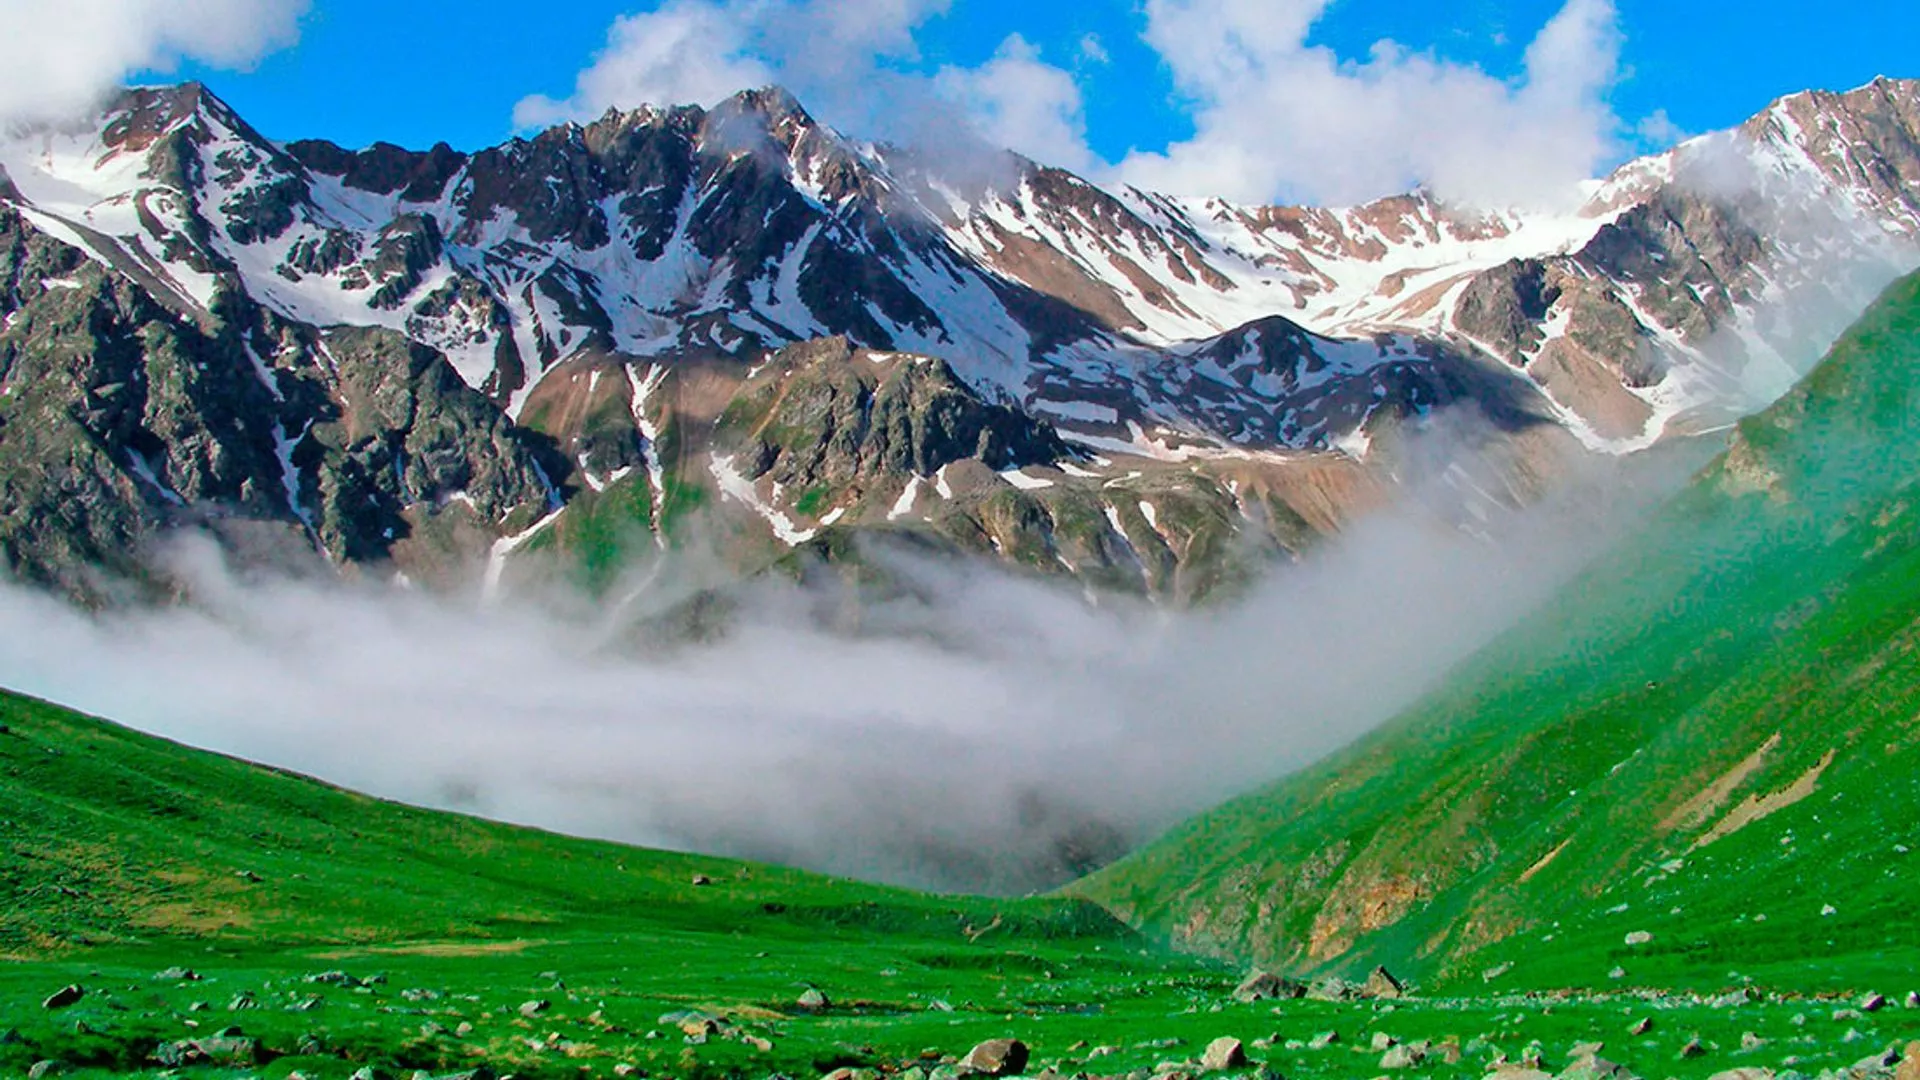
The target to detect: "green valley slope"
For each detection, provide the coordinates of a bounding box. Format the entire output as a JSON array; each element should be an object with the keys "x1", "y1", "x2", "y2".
[{"x1": 1074, "y1": 269, "x2": 1920, "y2": 996}]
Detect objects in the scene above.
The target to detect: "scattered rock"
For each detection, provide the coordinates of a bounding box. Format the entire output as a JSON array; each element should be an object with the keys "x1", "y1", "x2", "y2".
[
  {"x1": 1835, "y1": 1009, "x2": 1865, "y2": 1022},
  {"x1": 962, "y1": 1038, "x2": 1030, "y2": 1077},
  {"x1": 1897, "y1": 1042, "x2": 1920, "y2": 1080},
  {"x1": 1704, "y1": 1070, "x2": 1774, "y2": 1080},
  {"x1": 1202, "y1": 1037, "x2": 1247, "y2": 1070},
  {"x1": 1364, "y1": 967, "x2": 1406, "y2": 1000},
  {"x1": 1739, "y1": 1032, "x2": 1766, "y2": 1052},
  {"x1": 1308, "y1": 1032, "x2": 1340, "y2": 1050},
  {"x1": 349, "y1": 1068, "x2": 394, "y2": 1080},
  {"x1": 226, "y1": 992, "x2": 256, "y2": 1011},
  {"x1": 153, "y1": 968, "x2": 200, "y2": 982},
  {"x1": 1381, "y1": 1041, "x2": 1428, "y2": 1069},
  {"x1": 27, "y1": 1062, "x2": 64, "y2": 1080},
  {"x1": 1624, "y1": 931, "x2": 1653, "y2": 946},
  {"x1": 41, "y1": 985, "x2": 84, "y2": 1009},
  {"x1": 1484, "y1": 963, "x2": 1515, "y2": 982},
  {"x1": 1852, "y1": 1048, "x2": 1902, "y2": 1074},
  {"x1": 152, "y1": 1035, "x2": 259, "y2": 1068},
  {"x1": 613, "y1": 1066, "x2": 640, "y2": 1078},
  {"x1": 1307, "y1": 978, "x2": 1360, "y2": 1002},
  {"x1": 519, "y1": 999, "x2": 550, "y2": 1018},
  {"x1": 1906, "y1": 992, "x2": 1920, "y2": 1010},
  {"x1": 691, "y1": 874, "x2": 713, "y2": 886},
  {"x1": 1863, "y1": 993, "x2": 1889, "y2": 1013},
  {"x1": 1372, "y1": 1033, "x2": 1399, "y2": 1052},
  {"x1": 1679, "y1": 1038, "x2": 1707, "y2": 1060},
  {"x1": 1608, "y1": 967, "x2": 1628, "y2": 980},
  {"x1": 1630, "y1": 1018, "x2": 1653, "y2": 1036},
  {"x1": 1558, "y1": 1053, "x2": 1633, "y2": 1080},
  {"x1": 455, "y1": 1022, "x2": 474, "y2": 1037},
  {"x1": 1234, "y1": 971, "x2": 1306, "y2": 1004},
  {"x1": 742, "y1": 1034, "x2": 773, "y2": 1052},
  {"x1": 798, "y1": 987, "x2": 830, "y2": 1010}
]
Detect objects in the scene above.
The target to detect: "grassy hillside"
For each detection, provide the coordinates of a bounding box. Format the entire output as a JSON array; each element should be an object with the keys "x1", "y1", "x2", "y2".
[
  {"x1": 6, "y1": 694, "x2": 1915, "y2": 1080},
  {"x1": 1074, "y1": 269, "x2": 1920, "y2": 997}
]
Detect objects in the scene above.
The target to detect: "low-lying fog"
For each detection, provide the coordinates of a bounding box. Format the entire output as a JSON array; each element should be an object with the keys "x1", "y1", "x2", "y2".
[{"x1": 0, "y1": 432, "x2": 1700, "y2": 895}]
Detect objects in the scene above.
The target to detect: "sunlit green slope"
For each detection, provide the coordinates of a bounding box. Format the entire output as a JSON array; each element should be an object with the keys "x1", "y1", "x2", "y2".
[{"x1": 1074, "y1": 270, "x2": 1920, "y2": 995}]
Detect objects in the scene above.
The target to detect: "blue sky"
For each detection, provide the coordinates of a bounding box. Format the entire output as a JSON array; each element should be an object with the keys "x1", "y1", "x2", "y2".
[
  {"x1": 153, "y1": 0, "x2": 1916, "y2": 208},
  {"x1": 182, "y1": 0, "x2": 1915, "y2": 156}
]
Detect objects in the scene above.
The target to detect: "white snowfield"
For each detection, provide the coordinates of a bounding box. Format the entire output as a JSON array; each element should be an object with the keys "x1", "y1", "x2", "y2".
[{"x1": 0, "y1": 78, "x2": 1915, "y2": 469}]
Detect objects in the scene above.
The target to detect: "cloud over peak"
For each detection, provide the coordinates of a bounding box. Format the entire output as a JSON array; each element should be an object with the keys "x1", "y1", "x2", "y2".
[
  {"x1": 0, "y1": 0, "x2": 307, "y2": 125},
  {"x1": 516, "y1": 0, "x2": 1629, "y2": 211}
]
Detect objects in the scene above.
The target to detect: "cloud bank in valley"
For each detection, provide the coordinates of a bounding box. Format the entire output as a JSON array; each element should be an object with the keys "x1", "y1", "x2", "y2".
[
  {"x1": 0, "y1": 0, "x2": 307, "y2": 124},
  {"x1": 515, "y1": 0, "x2": 1631, "y2": 209},
  {"x1": 0, "y1": 439, "x2": 1690, "y2": 895}
]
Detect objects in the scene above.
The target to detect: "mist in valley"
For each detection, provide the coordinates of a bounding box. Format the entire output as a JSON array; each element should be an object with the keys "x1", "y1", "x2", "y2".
[{"x1": 0, "y1": 425, "x2": 1702, "y2": 896}]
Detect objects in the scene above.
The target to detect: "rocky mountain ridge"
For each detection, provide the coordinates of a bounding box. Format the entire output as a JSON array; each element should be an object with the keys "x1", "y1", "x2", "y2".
[{"x1": 0, "y1": 79, "x2": 1914, "y2": 599}]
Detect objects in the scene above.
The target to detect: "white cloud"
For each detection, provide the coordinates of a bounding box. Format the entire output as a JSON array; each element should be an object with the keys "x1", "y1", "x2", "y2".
[
  {"x1": 510, "y1": 0, "x2": 1091, "y2": 178},
  {"x1": 518, "y1": 0, "x2": 1629, "y2": 209},
  {"x1": 1117, "y1": 0, "x2": 1627, "y2": 208},
  {"x1": 513, "y1": 2, "x2": 773, "y2": 128},
  {"x1": 934, "y1": 34, "x2": 1095, "y2": 172},
  {"x1": 515, "y1": 0, "x2": 951, "y2": 126},
  {"x1": 0, "y1": 0, "x2": 307, "y2": 124}
]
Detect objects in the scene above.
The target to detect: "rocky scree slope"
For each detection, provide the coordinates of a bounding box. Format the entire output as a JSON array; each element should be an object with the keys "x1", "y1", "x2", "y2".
[
  {"x1": 1074, "y1": 269, "x2": 1920, "y2": 994},
  {"x1": 0, "y1": 80, "x2": 1915, "y2": 599}
]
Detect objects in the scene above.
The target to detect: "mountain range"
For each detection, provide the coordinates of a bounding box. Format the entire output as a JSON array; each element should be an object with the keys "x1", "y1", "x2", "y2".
[{"x1": 1, "y1": 78, "x2": 1917, "y2": 601}]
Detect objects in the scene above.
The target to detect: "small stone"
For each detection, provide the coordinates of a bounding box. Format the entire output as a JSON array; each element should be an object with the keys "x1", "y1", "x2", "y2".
[
  {"x1": 1895, "y1": 1041, "x2": 1920, "y2": 1080},
  {"x1": 1308, "y1": 1032, "x2": 1339, "y2": 1050},
  {"x1": 1608, "y1": 967, "x2": 1627, "y2": 980},
  {"x1": 1862, "y1": 993, "x2": 1888, "y2": 1013},
  {"x1": 742, "y1": 1034, "x2": 773, "y2": 1052},
  {"x1": 1906, "y1": 992, "x2": 1920, "y2": 1010},
  {"x1": 798, "y1": 987, "x2": 830, "y2": 1009},
  {"x1": 1703, "y1": 1070, "x2": 1773, "y2": 1080},
  {"x1": 41, "y1": 985, "x2": 84, "y2": 1009},
  {"x1": 1202, "y1": 1037, "x2": 1247, "y2": 1070},
  {"x1": 27, "y1": 1062, "x2": 64, "y2": 1080},
  {"x1": 691, "y1": 874, "x2": 713, "y2": 886},
  {"x1": 455, "y1": 1022, "x2": 474, "y2": 1037},
  {"x1": 613, "y1": 1066, "x2": 640, "y2": 1078},
  {"x1": 1834, "y1": 1008, "x2": 1864, "y2": 1022},
  {"x1": 1679, "y1": 1038, "x2": 1707, "y2": 1060},
  {"x1": 348, "y1": 1068, "x2": 393, "y2": 1080},
  {"x1": 1381, "y1": 1042, "x2": 1427, "y2": 1069},
  {"x1": 962, "y1": 1038, "x2": 1030, "y2": 1076},
  {"x1": 1630, "y1": 1018, "x2": 1653, "y2": 1036},
  {"x1": 1364, "y1": 966, "x2": 1406, "y2": 1000},
  {"x1": 226, "y1": 992, "x2": 256, "y2": 1011},
  {"x1": 1739, "y1": 1032, "x2": 1766, "y2": 1052},
  {"x1": 1372, "y1": 1033, "x2": 1399, "y2": 1052},
  {"x1": 519, "y1": 999, "x2": 550, "y2": 1018},
  {"x1": 153, "y1": 967, "x2": 200, "y2": 982},
  {"x1": 1624, "y1": 931, "x2": 1653, "y2": 946}
]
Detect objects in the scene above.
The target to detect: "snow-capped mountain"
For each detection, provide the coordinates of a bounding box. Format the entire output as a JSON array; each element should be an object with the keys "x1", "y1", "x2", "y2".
[{"x1": 0, "y1": 79, "x2": 1915, "y2": 600}]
